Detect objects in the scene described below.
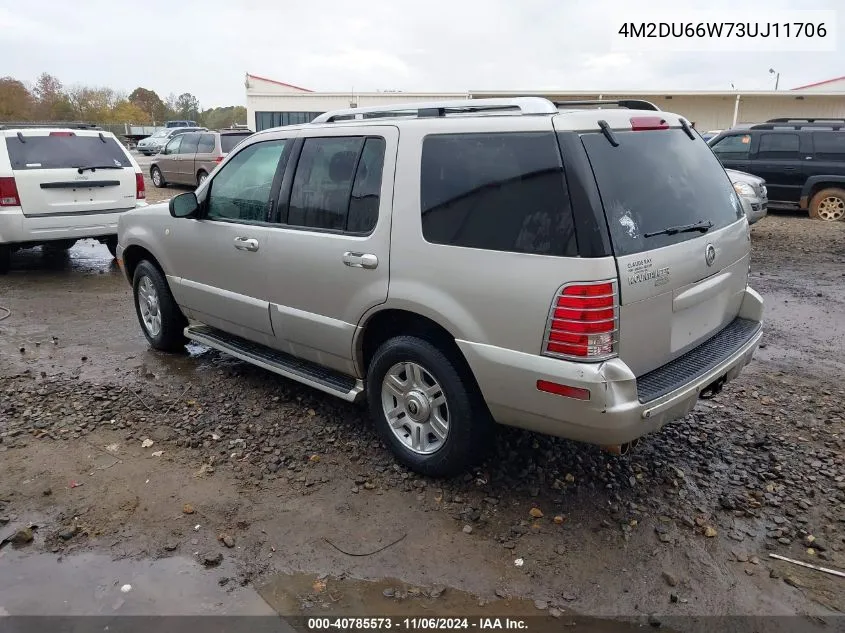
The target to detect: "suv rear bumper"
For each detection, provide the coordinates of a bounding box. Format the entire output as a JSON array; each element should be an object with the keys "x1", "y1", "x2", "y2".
[
  {"x1": 458, "y1": 287, "x2": 763, "y2": 446},
  {"x1": 0, "y1": 207, "x2": 133, "y2": 245}
]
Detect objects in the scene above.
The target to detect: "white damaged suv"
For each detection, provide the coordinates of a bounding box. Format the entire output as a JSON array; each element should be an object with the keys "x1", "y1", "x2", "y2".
[
  {"x1": 0, "y1": 123, "x2": 145, "y2": 273},
  {"x1": 117, "y1": 98, "x2": 763, "y2": 476}
]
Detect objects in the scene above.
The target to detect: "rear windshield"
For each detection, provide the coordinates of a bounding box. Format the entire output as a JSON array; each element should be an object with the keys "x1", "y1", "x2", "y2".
[
  {"x1": 582, "y1": 129, "x2": 743, "y2": 256},
  {"x1": 7, "y1": 134, "x2": 132, "y2": 171},
  {"x1": 221, "y1": 133, "x2": 252, "y2": 153}
]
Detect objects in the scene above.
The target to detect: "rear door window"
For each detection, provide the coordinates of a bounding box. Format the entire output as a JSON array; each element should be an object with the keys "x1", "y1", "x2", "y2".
[
  {"x1": 757, "y1": 133, "x2": 800, "y2": 159},
  {"x1": 179, "y1": 133, "x2": 200, "y2": 155},
  {"x1": 582, "y1": 129, "x2": 743, "y2": 257},
  {"x1": 420, "y1": 132, "x2": 577, "y2": 257},
  {"x1": 197, "y1": 134, "x2": 216, "y2": 153},
  {"x1": 6, "y1": 134, "x2": 132, "y2": 170}
]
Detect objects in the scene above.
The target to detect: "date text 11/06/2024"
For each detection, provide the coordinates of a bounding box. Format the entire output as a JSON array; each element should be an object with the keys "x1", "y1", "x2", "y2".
[{"x1": 307, "y1": 618, "x2": 530, "y2": 630}]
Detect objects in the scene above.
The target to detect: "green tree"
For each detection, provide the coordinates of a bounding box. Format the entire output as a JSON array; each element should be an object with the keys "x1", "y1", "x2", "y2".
[
  {"x1": 68, "y1": 86, "x2": 117, "y2": 123},
  {"x1": 107, "y1": 100, "x2": 152, "y2": 124},
  {"x1": 128, "y1": 87, "x2": 166, "y2": 123},
  {"x1": 174, "y1": 92, "x2": 200, "y2": 120},
  {"x1": 0, "y1": 77, "x2": 35, "y2": 121},
  {"x1": 32, "y1": 72, "x2": 68, "y2": 120}
]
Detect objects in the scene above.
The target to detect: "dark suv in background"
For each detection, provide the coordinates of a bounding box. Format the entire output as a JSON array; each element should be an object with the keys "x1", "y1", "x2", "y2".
[{"x1": 709, "y1": 119, "x2": 845, "y2": 221}]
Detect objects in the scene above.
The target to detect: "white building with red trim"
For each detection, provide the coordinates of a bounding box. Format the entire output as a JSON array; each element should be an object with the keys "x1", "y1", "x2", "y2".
[{"x1": 245, "y1": 72, "x2": 845, "y2": 133}]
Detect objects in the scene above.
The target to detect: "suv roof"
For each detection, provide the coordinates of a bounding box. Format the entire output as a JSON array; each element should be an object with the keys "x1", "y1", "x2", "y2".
[{"x1": 0, "y1": 122, "x2": 101, "y2": 131}]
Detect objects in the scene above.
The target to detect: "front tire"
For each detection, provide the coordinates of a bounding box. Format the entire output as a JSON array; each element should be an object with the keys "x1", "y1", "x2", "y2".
[
  {"x1": 132, "y1": 260, "x2": 187, "y2": 352},
  {"x1": 366, "y1": 335, "x2": 492, "y2": 477},
  {"x1": 151, "y1": 166, "x2": 166, "y2": 188},
  {"x1": 809, "y1": 188, "x2": 845, "y2": 221},
  {"x1": 196, "y1": 170, "x2": 208, "y2": 187}
]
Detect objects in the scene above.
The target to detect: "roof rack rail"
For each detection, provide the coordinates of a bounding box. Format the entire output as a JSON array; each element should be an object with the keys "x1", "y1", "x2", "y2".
[
  {"x1": 310, "y1": 97, "x2": 559, "y2": 123},
  {"x1": 766, "y1": 117, "x2": 845, "y2": 123},
  {"x1": 750, "y1": 121, "x2": 845, "y2": 130},
  {"x1": 553, "y1": 99, "x2": 660, "y2": 111},
  {"x1": 0, "y1": 121, "x2": 101, "y2": 131}
]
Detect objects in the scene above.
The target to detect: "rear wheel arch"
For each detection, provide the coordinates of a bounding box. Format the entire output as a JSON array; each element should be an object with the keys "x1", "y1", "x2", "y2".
[{"x1": 356, "y1": 308, "x2": 477, "y2": 382}]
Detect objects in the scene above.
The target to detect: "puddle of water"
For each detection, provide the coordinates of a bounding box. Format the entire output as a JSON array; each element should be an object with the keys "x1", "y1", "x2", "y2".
[
  {"x1": 0, "y1": 549, "x2": 273, "y2": 616},
  {"x1": 257, "y1": 572, "x2": 665, "y2": 633}
]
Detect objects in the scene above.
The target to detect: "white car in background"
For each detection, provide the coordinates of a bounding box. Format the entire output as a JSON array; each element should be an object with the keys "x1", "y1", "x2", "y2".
[
  {"x1": 0, "y1": 124, "x2": 146, "y2": 273},
  {"x1": 726, "y1": 169, "x2": 768, "y2": 225}
]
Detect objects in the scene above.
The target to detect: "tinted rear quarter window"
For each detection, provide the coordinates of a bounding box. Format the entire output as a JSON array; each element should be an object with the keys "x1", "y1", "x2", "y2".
[
  {"x1": 221, "y1": 133, "x2": 252, "y2": 153},
  {"x1": 709, "y1": 134, "x2": 752, "y2": 159},
  {"x1": 582, "y1": 129, "x2": 743, "y2": 257},
  {"x1": 812, "y1": 132, "x2": 845, "y2": 160},
  {"x1": 420, "y1": 132, "x2": 577, "y2": 257},
  {"x1": 7, "y1": 134, "x2": 132, "y2": 170}
]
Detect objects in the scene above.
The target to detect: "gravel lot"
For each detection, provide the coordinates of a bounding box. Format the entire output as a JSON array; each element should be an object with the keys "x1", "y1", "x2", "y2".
[{"x1": 1, "y1": 209, "x2": 844, "y2": 622}]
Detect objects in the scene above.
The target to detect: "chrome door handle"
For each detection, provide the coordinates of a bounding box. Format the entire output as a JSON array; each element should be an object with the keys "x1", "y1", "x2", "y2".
[
  {"x1": 234, "y1": 237, "x2": 259, "y2": 252},
  {"x1": 343, "y1": 252, "x2": 378, "y2": 269}
]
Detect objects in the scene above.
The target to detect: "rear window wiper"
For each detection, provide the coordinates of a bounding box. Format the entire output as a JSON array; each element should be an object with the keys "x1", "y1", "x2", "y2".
[
  {"x1": 644, "y1": 220, "x2": 713, "y2": 238},
  {"x1": 75, "y1": 164, "x2": 123, "y2": 174}
]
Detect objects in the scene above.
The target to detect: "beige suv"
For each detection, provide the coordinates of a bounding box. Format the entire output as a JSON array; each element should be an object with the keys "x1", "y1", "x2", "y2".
[
  {"x1": 150, "y1": 129, "x2": 253, "y2": 188},
  {"x1": 117, "y1": 98, "x2": 763, "y2": 476}
]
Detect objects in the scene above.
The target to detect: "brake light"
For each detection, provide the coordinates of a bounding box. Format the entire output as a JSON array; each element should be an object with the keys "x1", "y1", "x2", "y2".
[
  {"x1": 0, "y1": 177, "x2": 20, "y2": 207},
  {"x1": 542, "y1": 281, "x2": 618, "y2": 360},
  {"x1": 630, "y1": 116, "x2": 669, "y2": 131},
  {"x1": 215, "y1": 156, "x2": 224, "y2": 163},
  {"x1": 49, "y1": 131, "x2": 75, "y2": 137},
  {"x1": 135, "y1": 173, "x2": 145, "y2": 200}
]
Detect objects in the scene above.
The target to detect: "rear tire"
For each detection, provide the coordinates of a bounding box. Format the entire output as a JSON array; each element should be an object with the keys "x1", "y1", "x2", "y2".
[
  {"x1": 132, "y1": 260, "x2": 187, "y2": 352},
  {"x1": 809, "y1": 187, "x2": 845, "y2": 221},
  {"x1": 366, "y1": 335, "x2": 492, "y2": 477},
  {"x1": 151, "y1": 166, "x2": 166, "y2": 188},
  {"x1": 0, "y1": 245, "x2": 10, "y2": 274},
  {"x1": 196, "y1": 170, "x2": 208, "y2": 187},
  {"x1": 105, "y1": 236, "x2": 118, "y2": 259}
]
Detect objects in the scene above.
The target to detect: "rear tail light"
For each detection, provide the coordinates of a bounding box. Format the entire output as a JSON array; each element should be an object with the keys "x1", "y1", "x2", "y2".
[
  {"x1": 135, "y1": 173, "x2": 145, "y2": 200},
  {"x1": 542, "y1": 281, "x2": 618, "y2": 361},
  {"x1": 49, "y1": 131, "x2": 75, "y2": 137},
  {"x1": 630, "y1": 116, "x2": 669, "y2": 131},
  {"x1": 215, "y1": 156, "x2": 224, "y2": 164},
  {"x1": 537, "y1": 380, "x2": 591, "y2": 401},
  {"x1": 0, "y1": 177, "x2": 20, "y2": 207}
]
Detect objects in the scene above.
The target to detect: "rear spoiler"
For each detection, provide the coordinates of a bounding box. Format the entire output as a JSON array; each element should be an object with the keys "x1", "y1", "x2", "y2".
[{"x1": 0, "y1": 121, "x2": 101, "y2": 131}]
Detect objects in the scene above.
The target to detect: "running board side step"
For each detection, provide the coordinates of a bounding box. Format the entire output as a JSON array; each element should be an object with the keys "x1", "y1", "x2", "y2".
[{"x1": 184, "y1": 325, "x2": 364, "y2": 403}]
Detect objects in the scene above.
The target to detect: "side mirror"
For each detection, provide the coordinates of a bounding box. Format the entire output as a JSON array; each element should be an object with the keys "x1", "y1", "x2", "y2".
[{"x1": 169, "y1": 192, "x2": 199, "y2": 218}]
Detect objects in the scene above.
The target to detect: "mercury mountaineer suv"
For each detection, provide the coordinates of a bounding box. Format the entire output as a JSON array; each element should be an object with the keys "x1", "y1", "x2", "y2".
[{"x1": 116, "y1": 97, "x2": 764, "y2": 476}]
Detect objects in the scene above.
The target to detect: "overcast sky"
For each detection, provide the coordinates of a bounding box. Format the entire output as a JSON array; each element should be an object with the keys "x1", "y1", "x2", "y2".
[{"x1": 0, "y1": 0, "x2": 841, "y2": 108}]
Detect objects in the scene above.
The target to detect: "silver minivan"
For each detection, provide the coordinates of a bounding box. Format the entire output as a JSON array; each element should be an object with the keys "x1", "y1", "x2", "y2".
[
  {"x1": 150, "y1": 130, "x2": 253, "y2": 188},
  {"x1": 117, "y1": 98, "x2": 763, "y2": 476}
]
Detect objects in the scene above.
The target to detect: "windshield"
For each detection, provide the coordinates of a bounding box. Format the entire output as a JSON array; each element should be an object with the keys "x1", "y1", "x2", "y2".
[
  {"x1": 152, "y1": 130, "x2": 169, "y2": 138},
  {"x1": 581, "y1": 128, "x2": 743, "y2": 256}
]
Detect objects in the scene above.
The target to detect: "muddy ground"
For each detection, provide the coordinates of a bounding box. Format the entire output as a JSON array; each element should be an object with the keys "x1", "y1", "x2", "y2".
[{"x1": 2, "y1": 195, "x2": 845, "y2": 627}]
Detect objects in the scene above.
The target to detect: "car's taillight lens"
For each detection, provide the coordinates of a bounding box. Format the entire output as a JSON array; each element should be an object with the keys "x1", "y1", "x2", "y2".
[
  {"x1": 135, "y1": 173, "x2": 145, "y2": 199},
  {"x1": 0, "y1": 177, "x2": 20, "y2": 207},
  {"x1": 542, "y1": 281, "x2": 618, "y2": 360},
  {"x1": 215, "y1": 156, "x2": 224, "y2": 163}
]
